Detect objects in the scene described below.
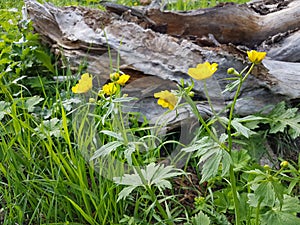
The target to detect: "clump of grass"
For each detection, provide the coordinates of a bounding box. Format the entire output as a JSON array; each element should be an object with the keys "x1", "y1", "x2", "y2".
[{"x1": 0, "y1": 7, "x2": 126, "y2": 224}]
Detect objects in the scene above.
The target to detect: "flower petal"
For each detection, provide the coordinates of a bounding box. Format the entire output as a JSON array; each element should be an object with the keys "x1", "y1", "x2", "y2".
[
  {"x1": 103, "y1": 82, "x2": 117, "y2": 96},
  {"x1": 188, "y1": 62, "x2": 218, "y2": 80},
  {"x1": 116, "y1": 74, "x2": 130, "y2": 85}
]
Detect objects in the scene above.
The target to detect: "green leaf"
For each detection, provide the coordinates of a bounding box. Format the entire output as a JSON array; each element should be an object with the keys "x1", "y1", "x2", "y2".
[
  {"x1": 25, "y1": 95, "x2": 44, "y2": 112},
  {"x1": 124, "y1": 143, "x2": 135, "y2": 165},
  {"x1": 112, "y1": 96, "x2": 137, "y2": 103},
  {"x1": 34, "y1": 49, "x2": 55, "y2": 73},
  {"x1": 222, "y1": 79, "x2": 240, "y2": 93},
  {"x1": 261, "y1": 210, "x2": 300, "y2": 225},
  {"x1": 34, "y1": 118, "x2": 62, "y2": 139},
  {"x1": 254, "y1": 182, "x2": 275, "y2": 207},
  {"x1": 182, "y1": 136, "x2": 231, "y2": 182},
  {"x1": 234, "y1": 115, "x2": 265, "y2": 130},
  {"x1": 266, "y1": 102, "x2": 300, "y2": 139},
  {"x1": 60, "y1": 98, "x2": 82, "y2": 111},
  {"x1": 191, "y1": 211, "x2": 210, "y2": 225},
  {"x1": 218, "y1": 116, "x2": 258, "y2": 138},
  {"x1": 231, "y1": 149, "x2": 251, "y2": 171},
  {"x1": 200, "y1": 148, "x2": 222, "y2": 183},
  {"x1": 0, "y1": 57, "x2": 12, "y2": 65},
  {"x1": 182, "y1": 136, "x2": 216, "y2": 155},
  {"x1": 274, "y1": 195, "x2": 300, "y2": 214},
  {"x1": 272, "y1": 181, "x2": 284, "y2": 208},
  {"x1": 64, "y1": 196, "x2": 97, "y2": 225},
  {"x1": 0, "y1": 101, "x2": 11, "y2": 120},
  {"x1": 114, "y1": 163, "x2": 183, "y2": 200},
  {"x1": 117, "y1": 186, "x2": 137, "y2": 202},
  {"x1": 221, "y1": 150, "x2": 231, "y2": 176},
  {"x1": 90, "y1": 141, "x2": 123, "y2": 160},
  {"x1": 231, "y1": 119, "x2": 255, "y2": 138},
  {"x1": 100, "y1": 130, "x2": 124, "y2": 141}
]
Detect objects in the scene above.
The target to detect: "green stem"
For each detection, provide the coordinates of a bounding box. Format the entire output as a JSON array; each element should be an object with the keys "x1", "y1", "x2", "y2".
[
  {"x1": 229, "y1": 165, "x2": 240, "y2": 225},
  {"x1": 113, "y1": 86, "x2": 129, "y2": 145},
  {"x1": 227, "y1": 63, "x2": 255, "y2": 225},
  {"x1": 255, "y1": 200, "x2": 262, "y2": 225},
  {"x1": 117, "y1": 102, "x2": 128, "y2": 144},
  {"x1": 184, "y1": 92, "x2": 228, "y2": 151},
  {"x1": 203, "y1": 81, "x2": 226, "y2": 129}
]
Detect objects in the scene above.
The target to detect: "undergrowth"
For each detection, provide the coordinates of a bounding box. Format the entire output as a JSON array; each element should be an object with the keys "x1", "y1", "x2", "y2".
[{"x1": 1, "y1": 1, "x2": 300, "y2": 225}]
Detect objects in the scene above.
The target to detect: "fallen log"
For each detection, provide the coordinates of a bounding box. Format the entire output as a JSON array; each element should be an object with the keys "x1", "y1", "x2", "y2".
[
  {"x1": 23, "y1": 0, "x2": 300, "y2": 126},
  {"x1": 145, "y1": 0, "x2": 300, "y2": 47}
]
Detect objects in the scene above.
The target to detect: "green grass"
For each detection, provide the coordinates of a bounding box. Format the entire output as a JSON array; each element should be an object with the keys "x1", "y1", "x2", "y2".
[{"x1": 1, "y1": 0, "x2": 300, "y2": 225}]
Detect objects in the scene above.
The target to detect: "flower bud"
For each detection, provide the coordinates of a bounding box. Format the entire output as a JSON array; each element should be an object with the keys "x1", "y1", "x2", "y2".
[
  {"x1": 195, "y1": 196, "x2": 205, "y2": 203},
  {"x1": 227, "y1": 67, "x2": 239, "y2": 76},
  {"x1": 110, "y1": 72, "x2": 120, "y2": 81},
  {"x1": 188, "y1": 91, "x2": 195, "y2": 97},
  {"x1": 89, "y1": 98, "x2": 96, "y2": 103},
  {"x1": 280, "y1": 161, "x2": 288, "y2": 168},
  {"x1": 263, "y1": 164, "x2": 271, "y2": 170}
]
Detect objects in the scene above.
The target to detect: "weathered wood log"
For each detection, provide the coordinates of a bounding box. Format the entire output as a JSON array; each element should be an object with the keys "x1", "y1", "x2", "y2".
[
  {"x1": 145, "y1": 0, "x2": 300, "y2": 47},
  {"x1": 24, "y1": 0, "x2": 300, "y2": 127}
]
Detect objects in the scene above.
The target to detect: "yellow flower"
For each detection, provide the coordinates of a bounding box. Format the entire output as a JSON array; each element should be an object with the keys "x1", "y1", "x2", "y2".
[
  {"x1": 116, "y1": 74, "x2": 130, "y2": 85},
  {"x1": 102, "y1": 82, "x2": 117, "y2": 96},
  {"x1": 72, "y1": 73, "x2": 93, "y2": 94},
  {"x1": 188, "y1": 62, "x2": 218, "y2": 80},
  {"x1": 154, "y1": 90, "x2": 178, "y2": 110},
  {"x1": 247, "y1": 50, "x2": 267, "y2": 64}
]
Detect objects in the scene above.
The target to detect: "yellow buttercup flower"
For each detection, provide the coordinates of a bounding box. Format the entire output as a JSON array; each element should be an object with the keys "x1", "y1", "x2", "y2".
[
  {"x1": 247, "y1": 50, "x2": 266, "y2": 64},
  {"x1": 154, "y1": 90, "x2": 178, "y2": 110},
  {"x1": 72, "y1": 73, "x2": 93, "y2": 94},
  {"x1": 116, "y1": 74, "x2": 130, "y2": 85},
  {"x1": 102, "y1": 82, "x2": 117, "y2": 96},
  {"x1": 188, "y1": 62, "x2": 218, "y2": 80}
]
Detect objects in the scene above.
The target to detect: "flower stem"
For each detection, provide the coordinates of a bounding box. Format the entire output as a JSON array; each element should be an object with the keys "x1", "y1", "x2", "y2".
[
  {"x1": 184, "y1": 92, "x2": 228, "y2": 151},
  {"x1": 203, "y1": 81, "x2": 226, "y2": 129},
  {"x1": 255, "y1": 200, "x2": 262, "y2": 225},
  {"x1": 227, "y1": 63, "x2": 255, "y2": 225},
  {"x1": 229, "y1": 164, "x2": 240, "y2": 225}
]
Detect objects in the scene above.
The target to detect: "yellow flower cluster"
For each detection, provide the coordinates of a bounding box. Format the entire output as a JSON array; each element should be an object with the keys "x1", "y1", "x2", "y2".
[
  {"x1": 102, "y1": 73, "x2": 130, "y2": 96},
  {"x1": 72, "y1": 73, "x2": 93, "y2": 94},
  {"x1": 153, "y1": 50, "x2": 266, "y2": 110}
]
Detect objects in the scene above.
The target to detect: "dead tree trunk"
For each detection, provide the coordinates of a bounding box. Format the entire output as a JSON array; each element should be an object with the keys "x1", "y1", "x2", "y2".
[{"x1": 24, "y1": 0, "x2": 300, "y2": 125}]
